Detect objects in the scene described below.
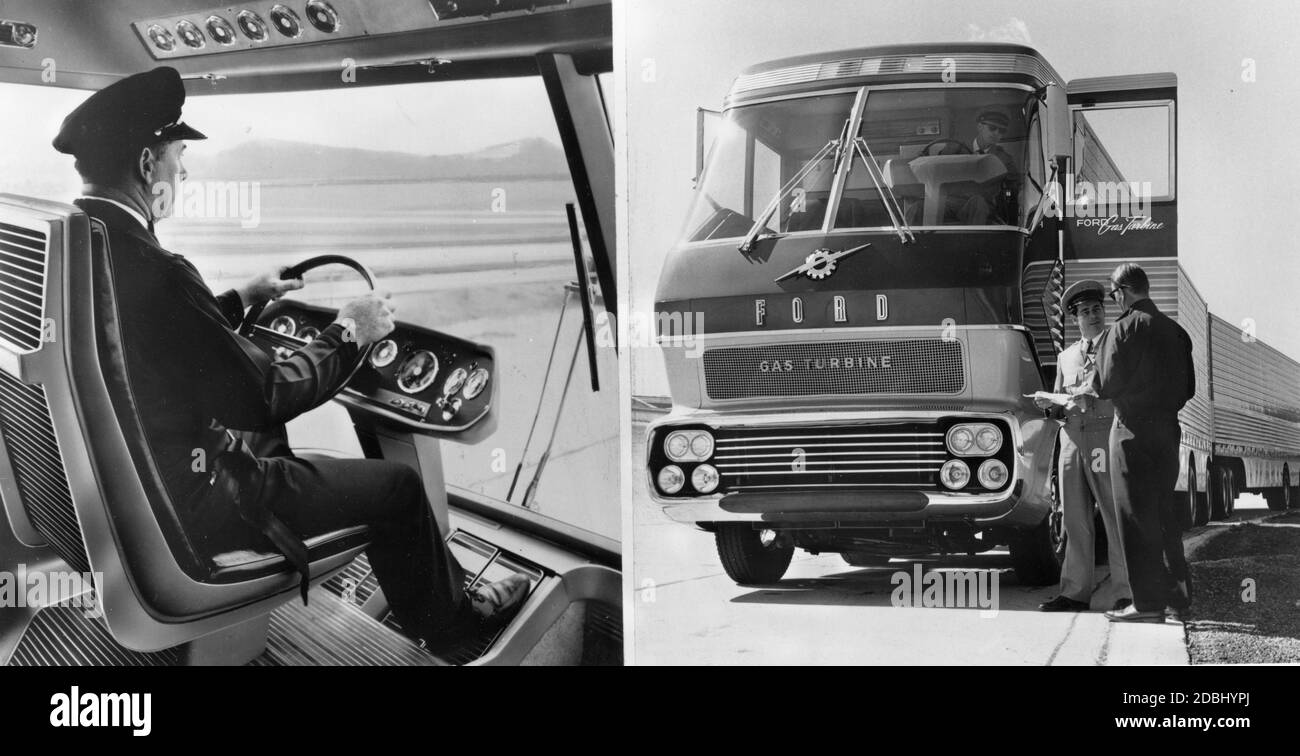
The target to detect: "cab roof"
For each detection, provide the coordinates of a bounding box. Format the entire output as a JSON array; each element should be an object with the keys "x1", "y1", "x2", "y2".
[{"x1": 0, "y1": 0, "x2": 610, "y2": 94}]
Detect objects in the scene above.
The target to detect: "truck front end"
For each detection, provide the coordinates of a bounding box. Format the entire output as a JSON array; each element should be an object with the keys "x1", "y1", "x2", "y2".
[{"x1": 649, "y1": 44, "x2": 1069, "y2": 584}]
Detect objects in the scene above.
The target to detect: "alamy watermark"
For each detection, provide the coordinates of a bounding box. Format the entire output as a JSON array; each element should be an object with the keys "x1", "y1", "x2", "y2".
[
  {"x1": 890, "y1": 564, "x2": 1000, "y2": 618},
  {"x1": 151, "y1": 178, "x2": 262, "y2": 228},
  {"x1": 0, "y1": 564, "x2": 102, "y2": 618}
]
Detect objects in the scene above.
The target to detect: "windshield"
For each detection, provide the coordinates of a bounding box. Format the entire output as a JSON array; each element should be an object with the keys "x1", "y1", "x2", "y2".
[
  {"x1": 683, "y1": 92, "x2": 856, "y2": 242},
  {"x1": 0, "y1": 77, "x2": 618, "y2": 542},
  {"x1": 684, "y1": 86, "x2": 1043, "y2": 241}
]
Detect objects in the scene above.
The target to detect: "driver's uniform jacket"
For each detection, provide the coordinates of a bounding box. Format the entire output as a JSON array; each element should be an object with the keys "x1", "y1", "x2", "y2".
[{"x1": 77, "y1": 198, "x2": 359, "y2": 528}]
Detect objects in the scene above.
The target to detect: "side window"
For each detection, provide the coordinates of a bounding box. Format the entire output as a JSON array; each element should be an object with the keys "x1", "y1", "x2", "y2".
[{"x1": 1073, "y1": 103, "x2": 1174, "y2": 208}]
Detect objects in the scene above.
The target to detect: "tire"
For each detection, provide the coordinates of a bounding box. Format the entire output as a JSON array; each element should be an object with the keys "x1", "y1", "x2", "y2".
[
  {"x1": 1011, "y1": 444, "x2": 1064, "y2": 586},
  {"x1": 715, "y1": 524, "x2": 794, "y2": 585},
  {"x1": 1264, "y1": 469, "x2": 1290, "y2": 512},
  {"x1": 1226, "y1": 464, "x2": 1240, "y2": 517},
  {"x1": 1010, "y1": 515, "x2": 1063, "y2": 586},
  {"x1": 1209, "y1": 462, "x2": 1229, "y2": 521},
  {"x1": 842, "y1": 552, "x2": 893, "y2": 567},
  {"x1": 1190, "y1": 457, "x2": 1209, "y2": 527}
]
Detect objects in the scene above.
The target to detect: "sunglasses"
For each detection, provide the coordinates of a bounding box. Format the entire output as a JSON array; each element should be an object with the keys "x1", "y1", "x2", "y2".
[{"x1": 1108, "y1": 284, "x2": 1128, "y2": 301}]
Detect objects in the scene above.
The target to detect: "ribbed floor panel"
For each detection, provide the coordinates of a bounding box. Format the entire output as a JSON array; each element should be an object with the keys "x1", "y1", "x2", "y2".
[
  {"x1": 251, "y1": 590, "x2": 444, "y2": 667},
  {"x1": 7, "y1": 600, "x2": 179, "y2": 666}
]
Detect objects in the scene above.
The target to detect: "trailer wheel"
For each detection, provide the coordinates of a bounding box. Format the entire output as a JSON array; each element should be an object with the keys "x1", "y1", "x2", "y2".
[
  {"x1": 842, "y1": 552, "x2": 893, "y2": 567},
  {"x1": 1265, "y1": 467, "x2": 1291, "y2": 511},
  {"x1": 715, "y1": 525, "x2": 793, "y2": 585},
  {"x1": 1209, "y1": 462, "x2": 1228, "y2": 521},
  {"x1": 1190, "y1": 456, "x2": 1209, "y2": 527}
]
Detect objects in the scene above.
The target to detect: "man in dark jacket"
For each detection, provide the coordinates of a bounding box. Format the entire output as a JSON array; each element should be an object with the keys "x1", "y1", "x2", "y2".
[
  {"x1": 1089, "y1": 262, "x2": 1195, "y2": 622},
  {"x1": 53, "y1": 67, "x2": 527, "y2": 649}
]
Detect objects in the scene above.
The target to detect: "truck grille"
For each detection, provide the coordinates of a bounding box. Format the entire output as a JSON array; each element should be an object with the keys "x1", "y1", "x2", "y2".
[
  {"x1": 702, "y1": 339, "x2": 964, "y2": 399},
  {"x1": 713, "y1": 423, "x2": 944, "y2": 490},
  {"x1": 0, "y1": 220, "x2": 48, "y2": 353}
]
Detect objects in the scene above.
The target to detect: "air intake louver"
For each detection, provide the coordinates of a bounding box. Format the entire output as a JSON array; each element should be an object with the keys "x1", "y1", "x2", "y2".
[
  {"x1": 0, "y1": 370, "x2": 89, "y2": 574},
  {"x1": 0, "y1": 220, "x2": 48, "y2": 353}
]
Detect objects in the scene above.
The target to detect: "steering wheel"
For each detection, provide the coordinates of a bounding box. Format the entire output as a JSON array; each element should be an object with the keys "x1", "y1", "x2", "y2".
[
  {"x1": 918, "y1": 139, "x2": 973, "y2": 157},
  {"x1": 239, "y1": 254, "x2": 379, "y2": 400}
]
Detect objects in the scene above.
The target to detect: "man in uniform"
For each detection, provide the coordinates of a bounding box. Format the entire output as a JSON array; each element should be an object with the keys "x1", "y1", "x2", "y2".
[
  {"x1": 53, "y1": 67, "x2": 527, "y2": 649},
  {"x1": 1090, "y1": 263, "x2": 1196, "y2": 623},
  {"x1": 940, "y1": 108, "x2": 1019, "y2": 225},
  {"x1": 1035, "y1": 280, "x2": 1132, "y2": 613}
]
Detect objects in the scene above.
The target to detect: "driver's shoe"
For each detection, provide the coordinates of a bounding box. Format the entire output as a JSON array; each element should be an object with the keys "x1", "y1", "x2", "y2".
[{"x1": 469, "y1": 573, "x2": 531, "y2": 625}]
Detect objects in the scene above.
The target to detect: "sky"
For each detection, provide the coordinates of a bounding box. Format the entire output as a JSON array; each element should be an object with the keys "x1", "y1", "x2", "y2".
[{"x1": 624, "y1": 0, "x2": 1300, "y2": 395}]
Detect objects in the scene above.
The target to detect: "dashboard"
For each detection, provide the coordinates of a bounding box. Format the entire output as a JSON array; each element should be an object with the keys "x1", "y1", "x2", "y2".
[{"x1": 250, "y1": 299, "x2": 496, "y2": 437}]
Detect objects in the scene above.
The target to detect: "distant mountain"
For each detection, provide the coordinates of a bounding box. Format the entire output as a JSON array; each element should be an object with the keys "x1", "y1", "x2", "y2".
[{"x1": 185, "y1": 136, "x2": 569, "y2": 183}]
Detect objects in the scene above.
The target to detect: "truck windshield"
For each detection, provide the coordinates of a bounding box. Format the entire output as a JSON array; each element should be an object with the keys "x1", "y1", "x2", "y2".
[
  {"x1": 684, "y1": 86, "x2": 1042, "y2": 241},
  {"x1": 683, "y1": 92, "x2": 856, "y2": 242}
]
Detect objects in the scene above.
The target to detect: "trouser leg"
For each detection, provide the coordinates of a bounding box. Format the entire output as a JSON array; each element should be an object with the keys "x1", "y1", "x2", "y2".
[
  {"x1": 1110, "y1": 421, "x2": 1170, "y2": 613},
  {"x1": 1057, "y1": 429, "x2": 1095, "y2": 602},
  {"x1": 1153, "y1": 426, "x2": 1192, "y2": 609},
  {"x1": 254, "y1": 456, "x2": 471, "y2": 643},
  {"x1": 1081, "y1": 424, "x2": 1129, "y2": 601}
]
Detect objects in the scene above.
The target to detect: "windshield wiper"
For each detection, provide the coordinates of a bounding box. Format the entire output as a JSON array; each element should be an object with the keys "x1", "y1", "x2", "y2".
[
  {"x1": 852, "y1": 136, "x2": 915, "y2": 245},
  {"x1": 737, "y1": 137, "x2": 841, "y2": 254}
]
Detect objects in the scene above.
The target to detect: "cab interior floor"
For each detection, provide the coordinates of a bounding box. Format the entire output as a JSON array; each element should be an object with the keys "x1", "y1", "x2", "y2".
[{"x1": 320, "y1": 552, "x2": 504, "y2": 666}]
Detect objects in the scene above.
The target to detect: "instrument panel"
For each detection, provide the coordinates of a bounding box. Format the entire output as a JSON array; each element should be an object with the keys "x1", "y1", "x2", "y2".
[{"x1": 253, "y1": 300, "x2": 495, "y2": 435}]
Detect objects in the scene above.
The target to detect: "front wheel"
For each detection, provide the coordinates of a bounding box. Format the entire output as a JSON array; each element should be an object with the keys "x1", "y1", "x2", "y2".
[
  {"x1": 1010, "y1": 515, "x2": 1064, "y2": 586},
  {"x1": 715, "y1": 525, "x2": 794, "y2": 585}
]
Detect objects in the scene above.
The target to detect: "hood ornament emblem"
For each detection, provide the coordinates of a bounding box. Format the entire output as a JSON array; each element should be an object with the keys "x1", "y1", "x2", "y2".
[{"x1": 774, "y1": 243, "x2": 870, "y2": 282}]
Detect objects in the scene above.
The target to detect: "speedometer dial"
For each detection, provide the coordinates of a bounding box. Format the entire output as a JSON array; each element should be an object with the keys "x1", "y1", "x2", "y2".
[{"x1": 396, "y1": 350, "x2": 439, "y2": 394}]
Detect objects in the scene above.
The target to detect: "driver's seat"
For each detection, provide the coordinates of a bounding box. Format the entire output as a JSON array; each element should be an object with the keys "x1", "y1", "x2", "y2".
[{"x1": 0, "y1": 194, "x2": 369, "y2": 659}]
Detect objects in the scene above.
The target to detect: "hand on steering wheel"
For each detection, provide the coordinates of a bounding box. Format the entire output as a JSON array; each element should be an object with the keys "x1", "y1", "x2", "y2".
[
  {"x1": 238, "y1": 254, "x2": 381, "y2": 404},
  {"x1": 918, "y1": 138, "x2": 973, "y2": 157}
]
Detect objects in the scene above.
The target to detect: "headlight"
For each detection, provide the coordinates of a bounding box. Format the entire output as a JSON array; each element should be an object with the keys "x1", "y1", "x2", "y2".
[
  {"x1": 657, "y1": 465, "x2": 685, "y2": 495},
  {"x1": 665, "y1": 432, "x2": 691, "y2": 460},
  {"x1": 691, "y1": 464, "x2": 720, "y2": 494},
  {"x1": 978, "y1": 459, "x2": 1009, "y2": 489},
  {"x1": 946, "y1": 423, "x2": 1003, "y2": 457},
  {"x1": 940, "y1": 459, "x2": 970, "y2": 490},
  {"x1": 664, "y1": 429, "x2": 714, "y2": 462},
  {"x1": 946, "y1": 426, "x2": 974, "y2": 455},
  {"x1": 975, "y1": 426, "x2": 1003, "y2": 454}
]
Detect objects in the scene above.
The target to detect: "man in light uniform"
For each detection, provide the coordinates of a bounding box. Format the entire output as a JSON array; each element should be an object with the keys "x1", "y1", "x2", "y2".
[{"x1": 1036, "y1": 280, "x2": 1132, "y2": 612}]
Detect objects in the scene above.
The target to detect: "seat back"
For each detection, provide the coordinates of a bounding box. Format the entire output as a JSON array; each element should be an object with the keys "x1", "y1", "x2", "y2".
[{"x1": 0, "y1": 194, "x2": 366, "y2": 653}]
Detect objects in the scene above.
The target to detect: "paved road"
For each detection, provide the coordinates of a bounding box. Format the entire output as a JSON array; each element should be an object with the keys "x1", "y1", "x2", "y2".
[{"x1": 631, "y1": 408, "x2": 1269, "y2": 665}]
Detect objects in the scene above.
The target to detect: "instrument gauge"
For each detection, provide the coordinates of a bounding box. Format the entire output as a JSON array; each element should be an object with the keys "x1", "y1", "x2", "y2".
[
  {"x1": 441, "y1": 367, "x2": 468, "y2": 396},
  {"x1": 396, "y1": 350, "x2": 439, "y2": 394},
  {"x1": 205, "y1": 15, "x2": 236, "y2": 45},
  {"x1": 370, "y1": 339, "x2": 399, "y2": 368},
  {"x1": 462, "y1": 367, "x2": 490, "y2": 400},
  {"x1": 175, "y1": 20, "x2": 205, "y2": 48},
  {"x1": 236, "y1": 11, "x2": 269, "y2": 41},
  {"x1": 269, "y1": 315, "x2": 297, "y2": 336},
  {"x1": 298, "y1": 326, "x2": 320, "y2": 341},
  {"x1": 147, "y1": 24, "x2": 176, "y2": 51},
  {"x1": 269, "y1": 5, "x2": 302, "y2": 37},
  {"x1": 305, "y1": 1, "x2": 341, "y2": 33}
]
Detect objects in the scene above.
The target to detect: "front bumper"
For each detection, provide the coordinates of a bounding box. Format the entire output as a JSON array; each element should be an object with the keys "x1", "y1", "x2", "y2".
[{"x1": 646, "y1": 408, "x2": 1057, "y2": 529}]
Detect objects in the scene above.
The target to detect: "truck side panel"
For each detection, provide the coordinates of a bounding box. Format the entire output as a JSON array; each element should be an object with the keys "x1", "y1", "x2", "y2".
[{"x1": 1209, "y1": 314, "x2": 1300, "y2": 462}]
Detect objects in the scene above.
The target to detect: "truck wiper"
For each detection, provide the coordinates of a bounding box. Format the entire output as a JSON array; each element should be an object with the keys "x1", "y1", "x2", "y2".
[
  {"x1": 737, "y1": 137, "x2": 841, "y2": 254},
  {"x1": 852, "y1": 136, "x2": 915, "y2": 245}
]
